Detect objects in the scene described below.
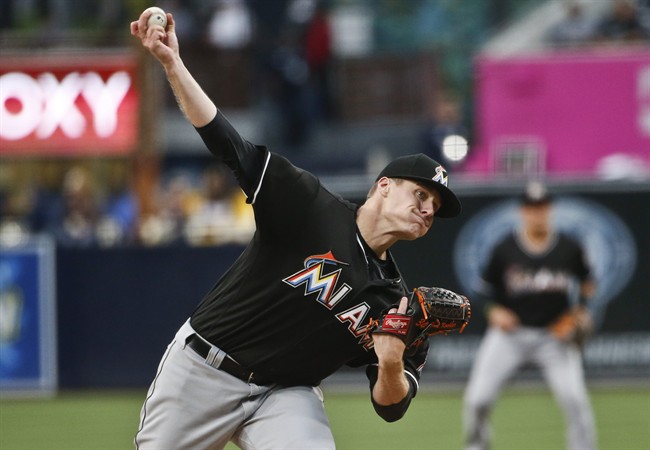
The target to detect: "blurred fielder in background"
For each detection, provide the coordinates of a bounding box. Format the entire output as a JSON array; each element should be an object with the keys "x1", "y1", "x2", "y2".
[{"x1": 463, "y1": 181, "x2": 597, "y2": 450}]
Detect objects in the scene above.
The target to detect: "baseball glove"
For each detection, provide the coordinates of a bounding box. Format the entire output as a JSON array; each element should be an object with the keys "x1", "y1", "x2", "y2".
[
  {"x1": 367, "y1": 286, "x2": 471, "y2": 355},
  {"x1": 549, "y1": 307, "x2": 593, "y2": 347}
]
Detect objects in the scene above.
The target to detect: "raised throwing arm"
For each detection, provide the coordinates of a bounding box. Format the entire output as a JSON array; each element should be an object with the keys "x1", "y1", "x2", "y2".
[{"x1": 130, "y1": 8, "x2": 216, "y2": 127}]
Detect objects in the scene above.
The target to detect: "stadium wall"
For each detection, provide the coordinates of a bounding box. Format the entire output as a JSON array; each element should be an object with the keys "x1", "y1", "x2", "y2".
[{"x1": 45, "y1": 185, "x2": 650, "y2": 388}]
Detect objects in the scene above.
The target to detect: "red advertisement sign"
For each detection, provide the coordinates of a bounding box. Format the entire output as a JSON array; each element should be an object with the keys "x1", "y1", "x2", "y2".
[{"x1": 0, "y1": 52, "x2": 140, "y2": 156}]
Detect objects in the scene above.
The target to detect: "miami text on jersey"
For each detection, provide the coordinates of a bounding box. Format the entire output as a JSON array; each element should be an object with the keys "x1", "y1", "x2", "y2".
[
  {"x1": 283, "y1": 251, "x2": 374, "y2": 350},
  {"x1": 505, "y1": 266, "x2": 573, "y2": 295}
]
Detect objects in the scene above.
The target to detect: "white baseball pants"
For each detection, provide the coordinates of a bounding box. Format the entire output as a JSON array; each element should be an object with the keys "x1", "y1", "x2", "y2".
[
  {"x1": 134, "y1": 320, "x2": 335, "y2": 450},
  {"x1": 463, "y1": 327, "x2": 596, "y2": 450}
]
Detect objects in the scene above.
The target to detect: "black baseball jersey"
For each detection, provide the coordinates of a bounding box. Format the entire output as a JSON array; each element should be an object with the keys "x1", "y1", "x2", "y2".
[
  {"x1": 189, "y1": 111, "x2": 428, "y2": 388},
  {"x1": 480, "y1": 231, "x2": 591, "y2": 327}
]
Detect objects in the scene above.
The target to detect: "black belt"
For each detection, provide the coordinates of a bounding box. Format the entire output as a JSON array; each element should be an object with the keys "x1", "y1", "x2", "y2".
[{"x1": 186, "y1": 334, "x2": 270, "y2": 385}]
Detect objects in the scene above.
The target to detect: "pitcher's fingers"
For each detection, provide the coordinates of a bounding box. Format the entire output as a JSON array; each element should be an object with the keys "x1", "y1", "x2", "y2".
[
  {"x1": 397, "y1": 296, "x2": 409, "y2": 314},
  {"x1": 137, "y1": 10, "x2": 151, "y2": 34},
  {"x1": 388, "y1": 296, "x2": 409, "y2": 314},
  {"x1": 166, "y1": 13, "x2": 174, "y2": 32}
]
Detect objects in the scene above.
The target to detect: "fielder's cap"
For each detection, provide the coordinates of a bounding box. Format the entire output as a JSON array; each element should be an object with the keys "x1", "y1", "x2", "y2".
[
  {"x1": 376, "y1": 153, "x2": 461, "y2": 218},
  {"x1": 521, "y1": 181, "x2": 552, "y2": 206}
]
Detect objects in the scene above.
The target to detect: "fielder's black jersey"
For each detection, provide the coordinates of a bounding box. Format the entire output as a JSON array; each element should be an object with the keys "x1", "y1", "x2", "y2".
[
  {"x1": 479, "y1": 231, "x2": 591, "y2": 327},
  {"x1": 189, "y1": 111, "x2": 428, "y2": 388}
]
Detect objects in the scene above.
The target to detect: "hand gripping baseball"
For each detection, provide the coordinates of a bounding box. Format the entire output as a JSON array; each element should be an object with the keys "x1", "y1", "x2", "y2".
[
  {"x1": 368, "y1": 287, "x2": 471, "y2": 355},
  {"x1": 130, "y1": 7, "x2": 178, "y2": 65}
]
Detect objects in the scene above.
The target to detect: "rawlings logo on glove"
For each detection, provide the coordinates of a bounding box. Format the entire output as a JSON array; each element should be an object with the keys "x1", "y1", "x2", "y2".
[
  {"x1": 379, "y1": 315, "x2": 412, "y2": 336},
  {"x1": 368, "y1": 286, "x2": 472, "y2": 355}
]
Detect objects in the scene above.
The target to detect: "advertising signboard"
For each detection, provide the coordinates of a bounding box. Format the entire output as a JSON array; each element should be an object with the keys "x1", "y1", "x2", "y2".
[
  {"x1": 465, "y1": 49, "x2": 650, "y2": 177},
  {"x1": 0, "y1": 51, "x2": 139, "y2": 156},
  {"x1": 0, "y1": 236, "x2": 57, "y2": 396}
]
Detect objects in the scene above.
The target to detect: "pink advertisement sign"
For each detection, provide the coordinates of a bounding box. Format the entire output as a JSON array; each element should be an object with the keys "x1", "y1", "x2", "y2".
[{"x1": 464, "y1": 48, "x2": 650, "y2": 178}]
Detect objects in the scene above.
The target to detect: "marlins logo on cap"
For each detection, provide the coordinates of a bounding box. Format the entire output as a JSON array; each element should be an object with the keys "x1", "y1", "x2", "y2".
[
  {"x1": 376, "y1": 153, "x2": 461, "y2": 218},
  {"x1": 433, "y1": 165, "x2": 449, "y2": 186},
  {"x1": 521, "y1": 181, "x2": 552, "y2": 205}
]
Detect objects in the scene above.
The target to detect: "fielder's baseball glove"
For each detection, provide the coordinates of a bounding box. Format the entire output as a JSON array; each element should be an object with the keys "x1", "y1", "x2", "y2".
[
  {"x1": 549, "y1": 307, "x2": 593, "y2": 347},
  {"x1": 367, "y1": 286, "x2": 471, "y2": 355}
]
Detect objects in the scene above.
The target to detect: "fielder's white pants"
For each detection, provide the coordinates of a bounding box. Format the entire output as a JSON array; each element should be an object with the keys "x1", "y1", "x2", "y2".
[{"x1": 463, "y1": 327, "x2": 596, "y2": 450}]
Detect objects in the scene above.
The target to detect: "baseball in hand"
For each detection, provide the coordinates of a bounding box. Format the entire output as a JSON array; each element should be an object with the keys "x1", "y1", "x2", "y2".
[{"x1": 147, "y1": 7, "x2": 167, "y2": 29}]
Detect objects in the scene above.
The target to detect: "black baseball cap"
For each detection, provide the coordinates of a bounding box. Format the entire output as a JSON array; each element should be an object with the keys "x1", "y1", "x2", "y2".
[
  {"x1": 376, "y1": 153, "x2": 461, "y2": 218},
  {"x1": 521, "y1": 181, "x2": 552, "y2": 206}
]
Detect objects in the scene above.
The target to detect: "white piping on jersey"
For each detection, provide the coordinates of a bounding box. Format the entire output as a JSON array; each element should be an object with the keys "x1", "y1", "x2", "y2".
[
  {"x1": 356, "y1": 233, "x2": 402, "y2": 283},
  {"x1": 404, "y1": 369, "x2": 419, "y2": 392},
  {"x1": 356, "y1": 233, "x2": 370, "y2": 266},
  {"x1": 250, "y1": 151, "x2": 272, "y2": 205}
]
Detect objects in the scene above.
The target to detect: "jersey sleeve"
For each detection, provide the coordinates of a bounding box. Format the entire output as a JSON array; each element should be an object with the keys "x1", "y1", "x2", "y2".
[
  {"x1": 195, "y1": 111, "x2": 321, "y2": 232},
  {"x1": 195, "y1": 110, "x2": 268, "y2": 202},
  {"x1": 475, "y1": 239, "x2": 506, "y2": 302},
  {"x1": 251, "y1": 152, "x2": 321, "y2": 231},
  {"x1": 570, "y1": 237, "x2": 592, "y2": 281}
]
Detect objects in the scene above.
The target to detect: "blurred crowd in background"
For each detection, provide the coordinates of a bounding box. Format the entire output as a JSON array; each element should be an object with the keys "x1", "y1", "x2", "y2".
[
  {"x1": 1, "y1": 0, "x2": 649, "y2": 248},
  {"x1": 549, "y1": 0, "x2": 650, "y2": 45},
  {"x1": 0, "y1": 160, "x2": 255, "y2": 248}
]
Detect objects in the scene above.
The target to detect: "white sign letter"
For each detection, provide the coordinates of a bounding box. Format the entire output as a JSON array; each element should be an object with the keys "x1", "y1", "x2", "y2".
[
  {"x1": 37, "y1": 72, "x2": 85, "y2": 139},
  {"x1": 82, "y1": 71, "x2": 131, "y2": 138},
  {"x1": 0, "y1": 72, "x2": 43, "y2": 140}
]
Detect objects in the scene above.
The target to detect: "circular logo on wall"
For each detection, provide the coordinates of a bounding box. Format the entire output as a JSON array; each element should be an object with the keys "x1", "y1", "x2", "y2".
[{"x1": 453, "y1": 197, "x2": 637, "y2": 328}]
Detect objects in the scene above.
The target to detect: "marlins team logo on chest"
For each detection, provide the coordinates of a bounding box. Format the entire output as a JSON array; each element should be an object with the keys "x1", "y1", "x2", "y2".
[{"x1": 283, "y1": 251, "x2": 353, "y2": 310}]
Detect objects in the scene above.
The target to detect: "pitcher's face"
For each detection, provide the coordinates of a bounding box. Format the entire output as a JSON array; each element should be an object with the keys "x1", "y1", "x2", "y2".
[{"x1": 381, "y1": 178, "x2": 442, "y2": 240}]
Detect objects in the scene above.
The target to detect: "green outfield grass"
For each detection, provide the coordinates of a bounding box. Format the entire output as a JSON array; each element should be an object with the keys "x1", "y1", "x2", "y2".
[{"x1": 1, "y1": 386, "x2": 648, "y2": 449}]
